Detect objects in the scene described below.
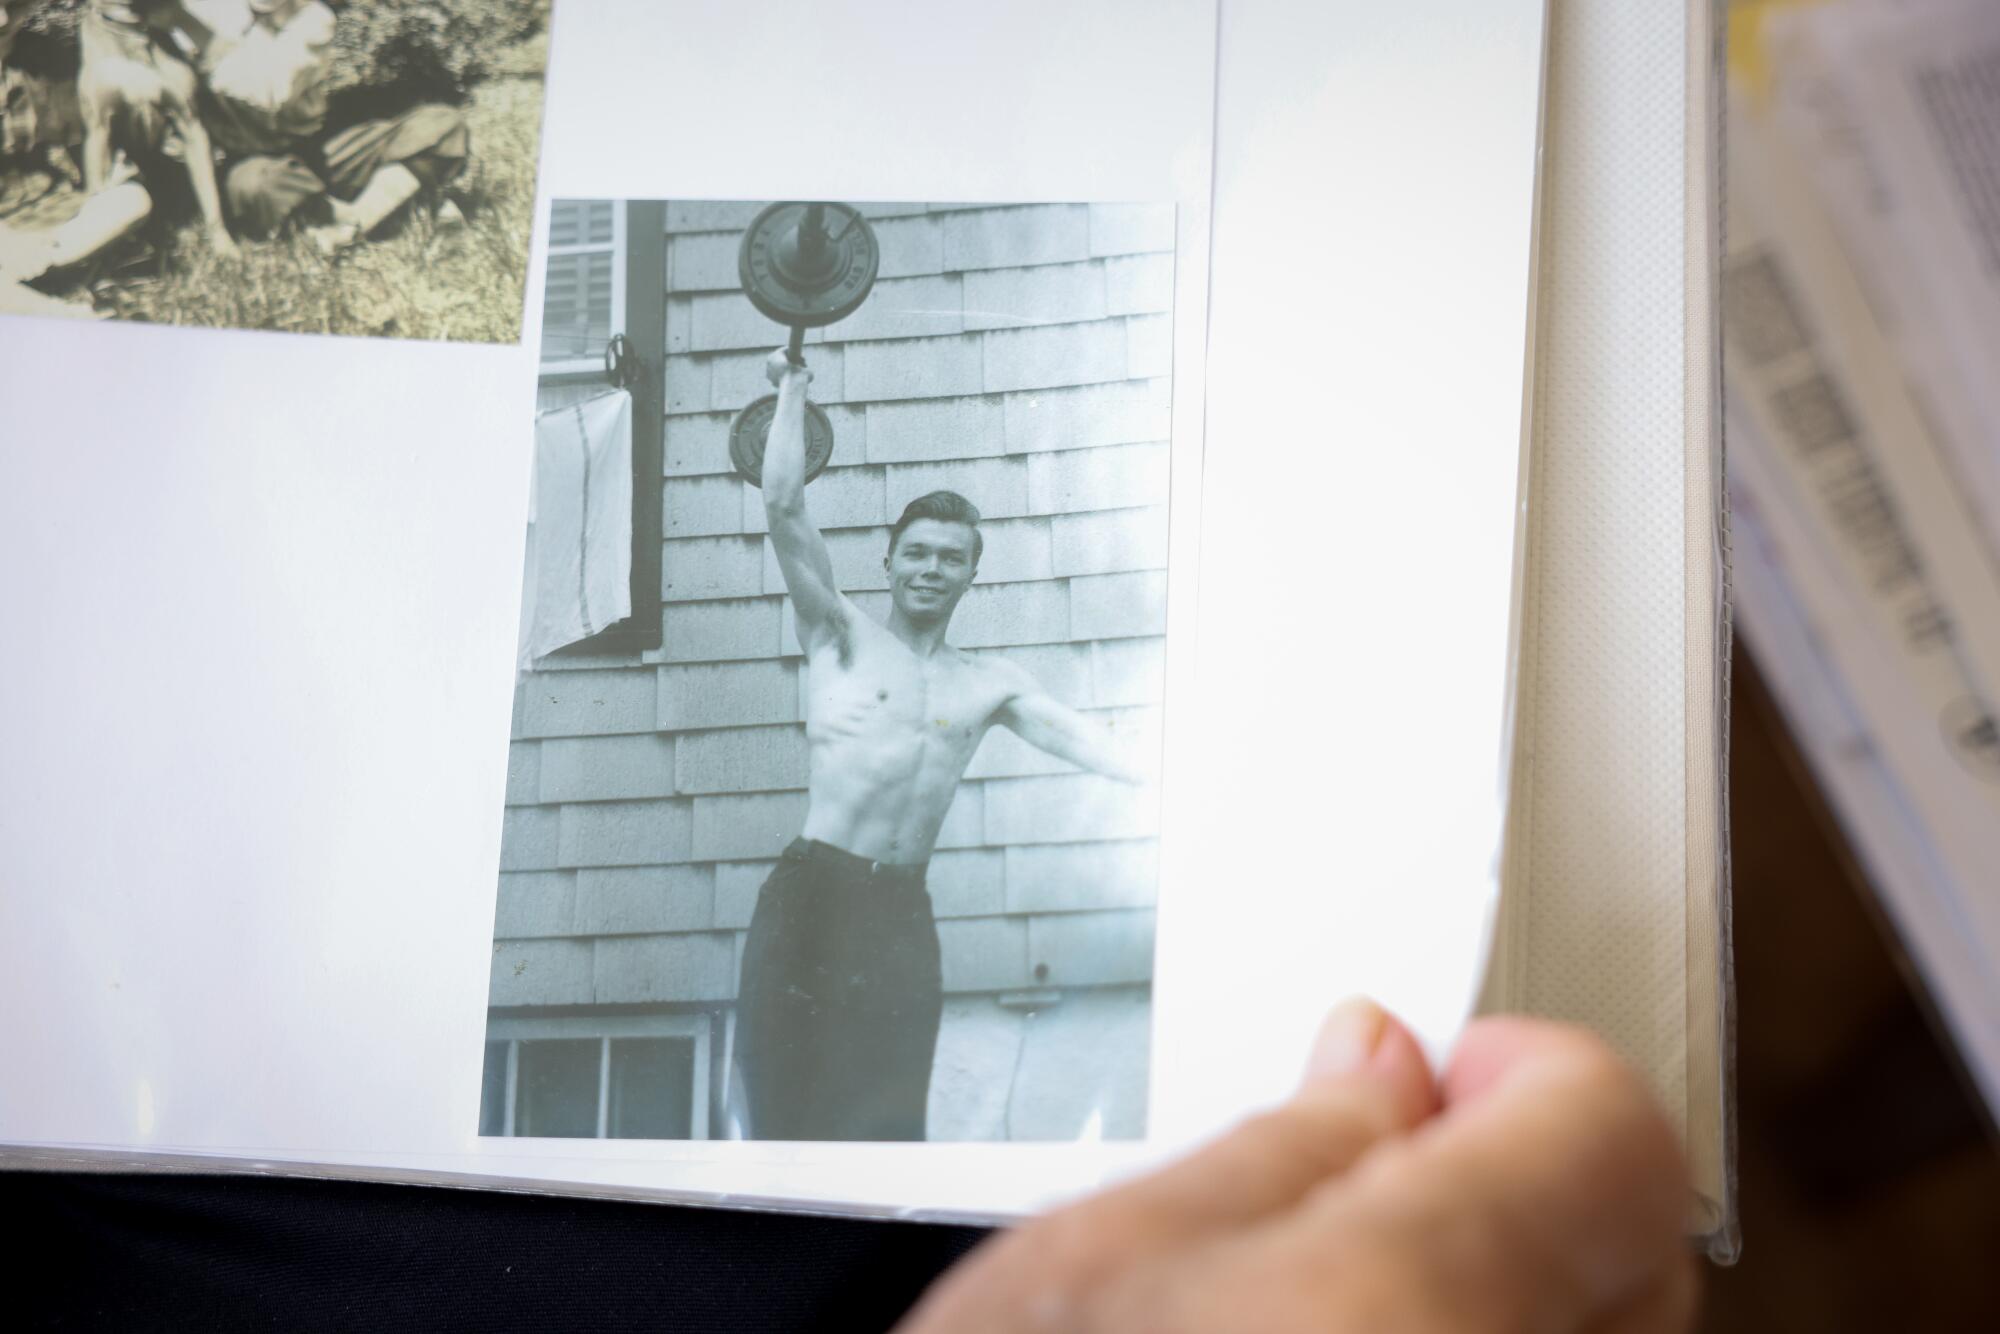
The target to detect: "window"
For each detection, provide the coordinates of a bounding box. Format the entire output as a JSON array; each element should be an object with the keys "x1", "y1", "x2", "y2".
[
  {"x1": 522, "y1": 199, "x2": 665, "y2": 656},
  {"x1": 540, "y1": 200, "x2": 627, "y2": 373},
  {"x1": 481, "y1": 1013, "x2": 712, "y2": 1140}
]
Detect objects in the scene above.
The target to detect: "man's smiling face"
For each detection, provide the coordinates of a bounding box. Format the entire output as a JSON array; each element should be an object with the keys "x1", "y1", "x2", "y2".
[{"x1": 886, "y1": 517, "x2": 978, "y2": 624}]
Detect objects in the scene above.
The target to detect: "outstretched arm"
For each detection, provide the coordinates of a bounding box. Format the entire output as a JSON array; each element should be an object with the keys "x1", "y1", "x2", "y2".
[
  {"x1": 759, "y1": 350, "x2": 844, "y2": 648},
  {"x1": 995, "y1": 668, "x2": 1149, "y2": 784}
]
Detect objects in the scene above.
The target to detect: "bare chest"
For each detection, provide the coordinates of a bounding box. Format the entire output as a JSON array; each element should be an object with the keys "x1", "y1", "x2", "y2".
[{"x1": 805, "y1": 634, "x2": 1001, "y2": 752}]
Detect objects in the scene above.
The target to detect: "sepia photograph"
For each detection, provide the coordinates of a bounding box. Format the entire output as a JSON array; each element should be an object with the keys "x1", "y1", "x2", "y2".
[
  {"x1": 483, "y1": 198, "x2": 1175, "y2": 1143},
  {"x1": 0, "y1": 0, "x2": 551, "y2": 338}
]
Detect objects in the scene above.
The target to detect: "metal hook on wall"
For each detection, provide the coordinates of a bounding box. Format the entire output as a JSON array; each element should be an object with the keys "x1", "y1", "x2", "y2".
[{"x1": 603, "y1": 333, "x2": 632, "y2": 389}]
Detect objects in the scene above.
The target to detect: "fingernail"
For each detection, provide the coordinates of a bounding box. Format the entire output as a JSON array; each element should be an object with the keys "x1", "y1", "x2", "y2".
[{"x1": 1305, "y1": 998, "x2": 1388, "y2": 1083}]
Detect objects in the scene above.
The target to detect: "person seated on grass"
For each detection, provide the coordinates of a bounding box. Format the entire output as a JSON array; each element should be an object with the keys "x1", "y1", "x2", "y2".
[
  {"x1": 0, "y1": 0, "x2": 470, "y2": 299},
  {"x1": 143, "y1": 0, "x2": 469, "y2": 250}
]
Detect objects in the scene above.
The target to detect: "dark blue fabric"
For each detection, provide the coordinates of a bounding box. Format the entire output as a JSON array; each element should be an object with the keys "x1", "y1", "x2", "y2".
[{"x1": 7, "y1": 1170, "x2": 985, "y2": 1331}]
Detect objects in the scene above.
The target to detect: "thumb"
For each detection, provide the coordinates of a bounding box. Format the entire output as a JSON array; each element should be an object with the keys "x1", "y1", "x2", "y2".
[
  {"x1": 895, "y1": 1000, "x2": 1440, "y2": 1334},
  {"x1": 1301, "y1": 995, "x2": 1438, "y2": 1109},
  {"x1": 1072, "y1": 999, "x2": 1440, "y2": 1241}
]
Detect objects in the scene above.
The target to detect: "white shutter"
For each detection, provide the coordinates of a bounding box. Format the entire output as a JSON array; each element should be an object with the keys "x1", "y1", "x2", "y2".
[{"x1": 540, "y1": 200, "x2": 627, "y2": 371}]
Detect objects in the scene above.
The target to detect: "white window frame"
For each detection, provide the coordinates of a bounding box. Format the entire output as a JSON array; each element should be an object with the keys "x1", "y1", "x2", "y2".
[
  {"x1": 540, "y1": 200, "x2": 628, "y2": 377},
  {"x1": 487, "y1": 1012, "x2": 711, "y2": 1140}
]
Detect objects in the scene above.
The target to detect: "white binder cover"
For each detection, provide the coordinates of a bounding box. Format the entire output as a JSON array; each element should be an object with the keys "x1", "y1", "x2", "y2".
[{"x1": 1484, "y1": 0, "x2": 1734, "y2": 1256}]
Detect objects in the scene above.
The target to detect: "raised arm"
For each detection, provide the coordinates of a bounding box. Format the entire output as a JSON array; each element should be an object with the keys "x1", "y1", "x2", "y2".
[
  {"x1": 995, "y1": 665, "x2": 1148, "y2": 785},
  {"x1": 759, "y1": 350, "x2": 845, "y2": 648}
]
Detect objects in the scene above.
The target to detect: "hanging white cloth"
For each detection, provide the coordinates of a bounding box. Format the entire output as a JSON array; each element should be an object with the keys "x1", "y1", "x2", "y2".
[{"x1": 518, "y1": 389, "x2": 633, "y2": 668}]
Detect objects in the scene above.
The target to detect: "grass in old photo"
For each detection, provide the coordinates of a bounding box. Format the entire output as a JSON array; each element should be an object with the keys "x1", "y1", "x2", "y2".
[
  {"x1": 115, "y1": 66, "x2": 541, "y2": 342},
  {"x1": 1, "y1": 16, "x2": 547, "y2": 342}
]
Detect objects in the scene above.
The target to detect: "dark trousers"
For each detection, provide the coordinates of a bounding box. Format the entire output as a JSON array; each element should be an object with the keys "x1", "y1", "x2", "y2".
[{"x1": 734, "y1": 839, "x2": 944, "y2": 1141}]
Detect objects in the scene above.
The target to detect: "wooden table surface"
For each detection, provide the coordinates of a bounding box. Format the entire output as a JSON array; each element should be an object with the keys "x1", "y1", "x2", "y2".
[{"x1": 1698, "y1": 651, "x2": 2000, "y2": 1331}]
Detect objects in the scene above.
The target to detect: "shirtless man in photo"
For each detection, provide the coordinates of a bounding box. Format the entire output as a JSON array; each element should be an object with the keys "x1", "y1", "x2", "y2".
[{"x1": 733, "y1": 349, "x2": 1147, "y2": 1142}]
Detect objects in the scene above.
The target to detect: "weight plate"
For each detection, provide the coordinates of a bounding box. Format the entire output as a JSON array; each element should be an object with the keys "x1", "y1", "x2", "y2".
[
  {"x1": 729, "y1": 395, "x2": 836, "y2": 488},
  {"x1": 738, "y1": 202, "x2": 880, "y2": 329}
]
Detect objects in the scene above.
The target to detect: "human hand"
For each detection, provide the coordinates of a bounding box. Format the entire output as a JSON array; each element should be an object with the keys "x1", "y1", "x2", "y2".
[
  {"x1": 898, "y1": 1001, "x2": 1696, "y2": 1333},
  {"x1": 765, "y1": 347, "x2": 812, "y2": 390}
]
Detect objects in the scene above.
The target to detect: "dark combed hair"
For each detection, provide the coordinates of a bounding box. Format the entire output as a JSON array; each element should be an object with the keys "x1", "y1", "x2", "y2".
[{"x1": 888, "y1": 490, "x2": 982, "y2": 565}]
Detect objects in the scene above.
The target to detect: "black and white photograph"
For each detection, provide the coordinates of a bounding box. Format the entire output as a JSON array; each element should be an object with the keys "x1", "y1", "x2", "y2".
[
  {"x1": 0, "y1": 0, "x2": 552, "y2": 338},
  {"x1": 483, "y1": 198, "x2": 1174, "y2": 1142}
]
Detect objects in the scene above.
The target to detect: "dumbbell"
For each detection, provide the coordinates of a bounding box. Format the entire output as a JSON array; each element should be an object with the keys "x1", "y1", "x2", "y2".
[{"x1": 728, "y1": 202, "x2": 880, "y2": 487}]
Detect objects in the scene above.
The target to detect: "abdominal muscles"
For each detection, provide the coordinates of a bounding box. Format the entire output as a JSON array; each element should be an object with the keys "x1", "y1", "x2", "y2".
[{"x1": 800, "y1": 648, "x2": 986, "y2": 864}]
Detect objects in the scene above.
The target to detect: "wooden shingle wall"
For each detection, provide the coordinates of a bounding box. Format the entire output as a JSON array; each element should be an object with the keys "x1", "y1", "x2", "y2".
[{"x1": 495, "y1": 202, "x2": 1173, "y2": 1139}]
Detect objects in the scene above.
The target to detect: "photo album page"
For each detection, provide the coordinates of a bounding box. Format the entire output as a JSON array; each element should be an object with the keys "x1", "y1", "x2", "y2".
[{"x1": 0, "y1": 0, "x2": 1549, "y2": 1220}]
